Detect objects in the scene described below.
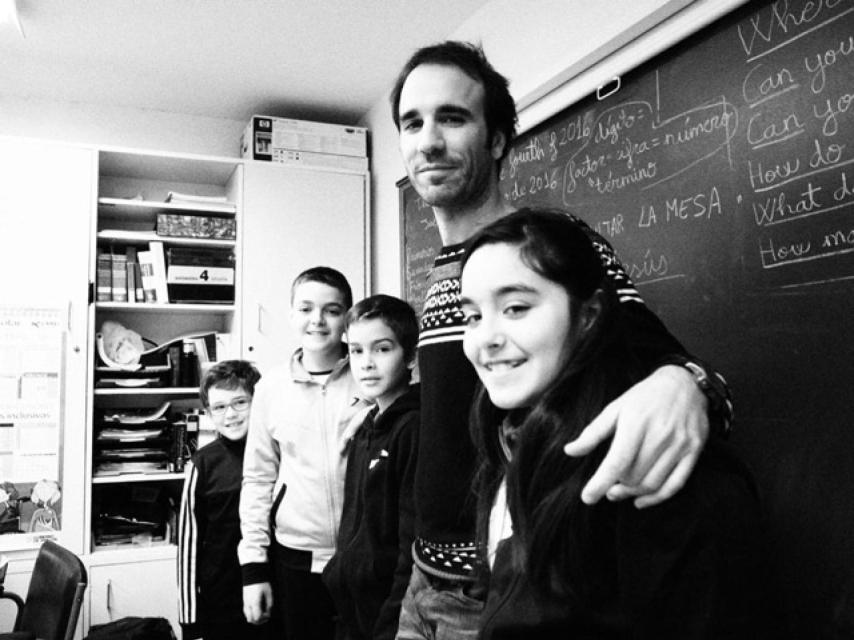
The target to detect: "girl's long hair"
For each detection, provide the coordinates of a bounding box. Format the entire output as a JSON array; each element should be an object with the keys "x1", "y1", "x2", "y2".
[{"x1": 464, "y1": 208, "x2": 646, "y2": 599}]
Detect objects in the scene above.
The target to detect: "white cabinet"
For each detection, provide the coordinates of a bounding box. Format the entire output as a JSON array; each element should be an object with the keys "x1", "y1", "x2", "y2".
[
  {"x1": 0, "y1": 137, "x2": 92, "y2": 556},
  {"x1": 241, "y1": 162, "x2": 369, "y2": 373},
  {"x1": 88, "y1": 555, "x2": 179, "y2": 634},
  {"x1": 0, "y1": 140, "x2": 370, "y2": 638},
  {"x1": 85, "y1": 150, "x2": 242, "y2": 636}
]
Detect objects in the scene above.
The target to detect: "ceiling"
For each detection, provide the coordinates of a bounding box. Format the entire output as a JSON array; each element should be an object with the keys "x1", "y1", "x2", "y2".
[{"x1": 0, "y1": 0, "x2": 492, "y2": 126}]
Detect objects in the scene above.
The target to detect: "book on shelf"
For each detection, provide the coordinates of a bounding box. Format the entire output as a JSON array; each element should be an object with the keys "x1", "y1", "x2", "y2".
[
  {"x1": 179, "y1": 340, "x2": 199, "y2": 387},
  {"x1": 168, "y1": 345, "x2": 182, "y2": 387},
  {"x1": 125, "y1": 246, "x2": 144, "y2": 303},
  {"x1": 125, "y1": 261, "x2": 137, "y2": 304},
  {"x1": 137, "y1": 249, "x2": 158, "y2": 303},
  {"x1": 110, "y1": 248, "x2": 128, "y2": 302},
  {"x1": 148, "y1": 241, "x2": 170, "y2": 304},
  {"x1": 170, "y1": 421, "x2": 187, "y2": 472},
  {"x1": 96, "y1": 249, "x2": 112, "y2": 301}
]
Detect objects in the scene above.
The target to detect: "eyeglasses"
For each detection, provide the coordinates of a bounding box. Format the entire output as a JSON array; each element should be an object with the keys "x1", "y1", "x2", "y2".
[{"x1": 208, "y1": 397, "x2": 251, "y2": 415}]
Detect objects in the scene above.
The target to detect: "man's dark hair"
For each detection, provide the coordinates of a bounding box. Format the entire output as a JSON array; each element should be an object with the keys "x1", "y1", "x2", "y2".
[
  {"x1": 346, "y1": 294, "x2": 419, "y2": 362},
  {"x1": 291, "y1": 266, "x2": 353, "y2": 311},
  {"x1": 390, "y1": 40, "x2": 518, "y2": 160},
  {"x1": 199, "y1": 359, "x2": 261, "y2": 409}
]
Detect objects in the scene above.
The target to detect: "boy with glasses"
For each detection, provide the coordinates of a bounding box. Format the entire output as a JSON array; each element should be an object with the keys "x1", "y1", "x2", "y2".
[{"x1": 178, "y1": 359, "x2": 267, "y2": 640}]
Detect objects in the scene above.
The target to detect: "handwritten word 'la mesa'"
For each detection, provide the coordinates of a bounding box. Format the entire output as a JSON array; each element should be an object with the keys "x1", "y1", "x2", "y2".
[
  {"x1": 639, "y1": 186, "x2": 723, "y2": 228},
  {"x1": 738, "y1": 0, "x2": 846, "y2": 57}
]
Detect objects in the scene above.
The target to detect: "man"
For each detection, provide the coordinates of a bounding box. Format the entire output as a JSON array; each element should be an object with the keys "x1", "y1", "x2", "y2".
[{"x1": 390, "y1": 41, "x2": 732, "y2": 639}]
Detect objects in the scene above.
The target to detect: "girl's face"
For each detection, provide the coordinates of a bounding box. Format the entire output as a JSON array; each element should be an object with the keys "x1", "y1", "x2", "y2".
[{"x1": 461, "y1": 242, "x2": 575, "y2": 410}]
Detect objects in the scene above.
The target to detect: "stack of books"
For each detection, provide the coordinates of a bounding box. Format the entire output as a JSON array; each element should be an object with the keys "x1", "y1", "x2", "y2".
[{"x1": 96, "y1": 241, "x2": 171, "y2": 304}]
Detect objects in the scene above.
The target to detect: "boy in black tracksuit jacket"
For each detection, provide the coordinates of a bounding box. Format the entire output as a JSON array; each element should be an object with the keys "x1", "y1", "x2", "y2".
[
  {"x1": 178, "y1": 360, "x2": 270, "y2": 640},
  {"x1": 322, "y1": 294, "x2": 420, "y2": 640}
]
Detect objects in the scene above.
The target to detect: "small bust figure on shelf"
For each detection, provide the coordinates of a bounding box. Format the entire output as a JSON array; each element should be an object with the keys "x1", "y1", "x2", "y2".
[
  {"x1": 28, "y1": 479, "x2": 61, "y2": 532},
  {"x1": 98, "y1": 320, "x2": 145, "y2": 367}
]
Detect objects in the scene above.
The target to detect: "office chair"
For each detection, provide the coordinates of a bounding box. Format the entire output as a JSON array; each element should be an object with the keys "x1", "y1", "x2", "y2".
[{"x1": 0, "y1": 540, "x2": 87, "y2": 640}]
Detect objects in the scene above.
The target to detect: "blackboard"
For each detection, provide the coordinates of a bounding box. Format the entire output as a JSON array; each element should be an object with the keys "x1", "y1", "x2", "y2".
[
  {"x1": 398, "y1": 1, "x2": 854, "y2": 635},
  {"x1": 398, "y1": 177, "x2": 441, "y2": 311}
]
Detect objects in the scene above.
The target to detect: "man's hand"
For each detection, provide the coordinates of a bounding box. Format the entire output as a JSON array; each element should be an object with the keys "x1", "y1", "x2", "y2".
[
  {"x1": 243, "y1": 581, "x2": 273, "y2": 625},
  {"x1": 563, "y1": 365, "x2": 709, "y2": 508}
]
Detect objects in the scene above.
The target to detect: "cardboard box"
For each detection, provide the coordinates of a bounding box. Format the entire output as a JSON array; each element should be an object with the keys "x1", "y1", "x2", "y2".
[
  {"x1": 165, "y1": 247, "x2": 235, "y2": 304},
  {"x1": 241, "y1": 115, "x2": 367, "y2": 160}
]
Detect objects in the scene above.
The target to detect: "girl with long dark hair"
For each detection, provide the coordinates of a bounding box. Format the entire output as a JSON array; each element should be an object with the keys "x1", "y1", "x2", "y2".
[{"x1": 459, "y1": 208, "x2": 770, "y2": 638}]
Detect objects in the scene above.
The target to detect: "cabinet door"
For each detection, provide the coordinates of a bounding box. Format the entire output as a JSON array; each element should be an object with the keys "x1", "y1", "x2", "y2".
[
  {"x1": 0, "y1": 137, "x2": 93, "y2": 554},
  {"x1": 89, "y1": 559, "x2": 179, "y2": 634},
  {"x1": 242, "y1": 164, "x2": 368, "y2": 374}
]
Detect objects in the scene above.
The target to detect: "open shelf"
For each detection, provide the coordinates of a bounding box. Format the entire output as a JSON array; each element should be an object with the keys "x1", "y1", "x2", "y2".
[{"x1": 94, "y1": 302, "x2": 234, "y2": 314}]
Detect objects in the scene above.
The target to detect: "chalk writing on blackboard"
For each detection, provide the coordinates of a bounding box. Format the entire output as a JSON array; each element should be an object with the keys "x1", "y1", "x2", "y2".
[{"x1": 397, "y1": 3, "x2": 854, "y2": 634}]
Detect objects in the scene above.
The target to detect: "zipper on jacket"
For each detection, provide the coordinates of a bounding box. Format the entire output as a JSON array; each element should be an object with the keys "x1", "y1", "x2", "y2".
[{"x1": 320, "y1": 378, "x2": 339, "y2": 543}]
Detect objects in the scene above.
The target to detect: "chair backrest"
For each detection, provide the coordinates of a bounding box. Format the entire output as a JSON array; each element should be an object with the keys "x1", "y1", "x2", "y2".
[{"x1": 19, "y1": 540, "x2": 87, "y2": 640}]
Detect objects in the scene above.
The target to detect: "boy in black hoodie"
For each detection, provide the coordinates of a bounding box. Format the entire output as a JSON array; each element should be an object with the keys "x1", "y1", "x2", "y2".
[{"x1": 322, "y1": 295, "x2": 420, "y2": 640}]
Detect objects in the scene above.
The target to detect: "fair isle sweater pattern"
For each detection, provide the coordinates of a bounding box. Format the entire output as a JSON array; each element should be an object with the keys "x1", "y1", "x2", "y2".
[{"x1": 418, "y1": 245, "x2": 468, "y2": 349}]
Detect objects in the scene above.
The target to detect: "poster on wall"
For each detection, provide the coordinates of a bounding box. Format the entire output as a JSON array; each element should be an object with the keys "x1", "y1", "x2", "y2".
[{"x1": 0, "y1": 304, "x2": 65, "y2": 548}]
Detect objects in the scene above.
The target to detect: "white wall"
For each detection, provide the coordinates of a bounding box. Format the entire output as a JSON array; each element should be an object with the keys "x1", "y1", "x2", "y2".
[
  {"x1": 0, "y1": 95, "x2": 245, "y2": 157},
  {"x1": 363, "y1": 0, "x2": 745, "y2": 298}
]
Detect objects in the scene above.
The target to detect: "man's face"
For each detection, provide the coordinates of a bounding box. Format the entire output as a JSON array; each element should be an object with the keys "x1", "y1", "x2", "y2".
[{"x1": 397, "y1": 63, "x2": 505, "y2": 210}]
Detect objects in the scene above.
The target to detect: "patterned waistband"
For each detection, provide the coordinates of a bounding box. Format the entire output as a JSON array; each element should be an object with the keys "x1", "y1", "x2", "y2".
[{"x1": 413, "y1": 537, "x2": 479, "y2": 581}]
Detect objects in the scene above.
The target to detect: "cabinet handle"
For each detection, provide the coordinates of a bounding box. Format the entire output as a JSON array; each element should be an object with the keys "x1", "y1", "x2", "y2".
[
  {"x1": 106, "y1": 578, "x2": 112, "y2": 612},
  {"x1": 257, "y1": 303, "x2": 264, "y2": 334}
]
